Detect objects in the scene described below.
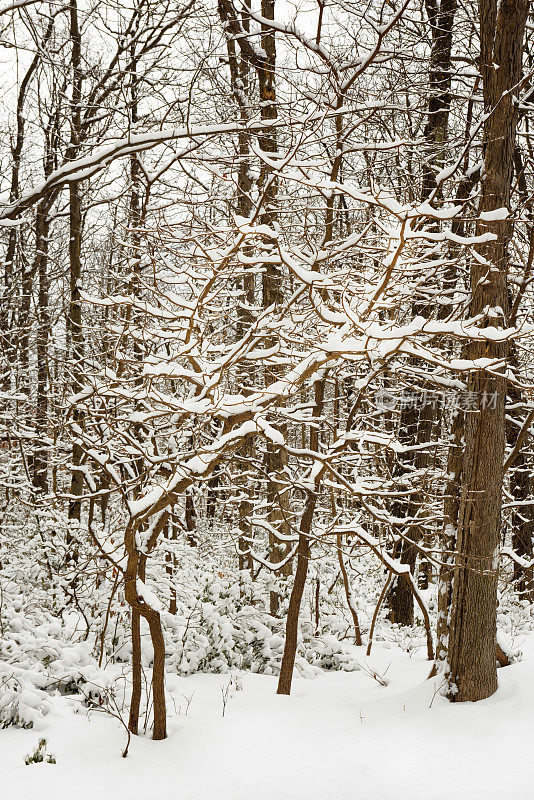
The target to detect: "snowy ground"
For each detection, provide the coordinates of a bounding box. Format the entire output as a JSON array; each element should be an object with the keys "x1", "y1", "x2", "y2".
[{"x1": 3, "y1": 636, "x2": 533, "y2": 800}]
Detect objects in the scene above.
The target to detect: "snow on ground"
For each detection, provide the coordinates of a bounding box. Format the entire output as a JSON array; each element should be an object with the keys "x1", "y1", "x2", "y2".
[{"x1": 2, "y1": 635, "x2": 533, "y2": 800}]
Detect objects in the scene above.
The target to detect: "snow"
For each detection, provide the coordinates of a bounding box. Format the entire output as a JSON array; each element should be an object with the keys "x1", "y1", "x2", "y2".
[
  {"x1": 3, "y1": 638, "x2": 534, "y2": 799},
  {"x1": 480, "y1": 208, "x2": 510, "y2": 221},
  {"x1": 136, "y1": 580, "x2": 164, "y2": 614},
  {"x1": 1, "y1": 109, "x2": 340, "y2": 221},
  {"x1": 0, "y1": 0, "x2": 41, "y2": 15},
  {"x1": 435, "y1": 163, "x2": 457, "y2": 184},
  {"x1": 128, "y1": 486, "x2": 165, "y2": 517}
]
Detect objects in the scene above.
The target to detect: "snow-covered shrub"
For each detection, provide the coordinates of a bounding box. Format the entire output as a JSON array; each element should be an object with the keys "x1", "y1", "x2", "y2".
[
  {"x1": 0, "y1": 664, "x2": 51, "y2": 728},
  {"x1": 162, "y1": 553, "x2": 365, "y2": 676},
  {"x1": 0, "y1": 583, "x2": 117, "y2": 727},
  {"x1": 166, "y1": 570, "x2": 285, "y2": 675},
  {"x1": 306, "y1": 634, "x2": 364, "y2": 672}
]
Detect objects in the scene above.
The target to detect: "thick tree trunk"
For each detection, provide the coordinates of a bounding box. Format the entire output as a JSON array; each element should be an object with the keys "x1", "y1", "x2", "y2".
[{"x1": 447, "y1": 0, "x2": 528, "y2": 702}]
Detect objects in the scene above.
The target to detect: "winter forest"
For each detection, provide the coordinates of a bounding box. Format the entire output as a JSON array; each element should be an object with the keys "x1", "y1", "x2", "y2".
[{"x1": 0, "y1": 0, "x2": 533, "y2": 796}]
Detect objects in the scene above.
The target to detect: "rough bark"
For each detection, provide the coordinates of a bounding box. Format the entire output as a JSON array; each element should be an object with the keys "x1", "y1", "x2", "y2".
[
  {"x1": 447, "y1": 0, "x2": 528, "y2": 702},
  {"x1": 434, "y1": 408, "x2": 463, "y2": 668}
]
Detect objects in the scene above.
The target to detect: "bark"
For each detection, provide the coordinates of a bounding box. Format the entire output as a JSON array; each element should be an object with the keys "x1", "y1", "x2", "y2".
[
  {"x1": 277, "y1": 379, "x2": 325, "y2": 694},
  {"x1": 434, "y1": 408, "x2": 462, "y2": 668},
  {"x1": 32, "y1": 200, "x2": 52, "y2": 494},
  {"x1": 447, "y1": 0, "x2": 528, "y2": 702},
  {"x1": 421, "y1": 0, "x2": 457, "y2": 202},
  {"x1": 387, "y1": 404, "x2": 430, "y2": 626},
  {"x1": 128, "y1": 607, "x2": 142, "y2": 734},
  {"x1": 33, "y1": 96, "x2": 59, "y2": 495},
  {"x1": 125, "y1": 514, "x2": 169, "y2": 739},
  {"x1": 126, "y1": 46, "x2": 163, "y2": 732},
  {"x1": 18, "y1": 257, "x2": 33, "y2": 408},
  {"x1": 67, "y1": 0, "x2": 84, "y2": 522},
  {"x1": 218, "y1": 0, "x2": 291, "y2": 610},
  {"x1": 433, "y1": 111, "x2": 480, "y2": 668},
  {"x1": 256, "y1": 0, "x2": 294, "y2": 614},
  {"x1": 148, "y1": 611, "x2": 167, "y2": 740},
  {"x1": 223, "y1": 8, "x2": 255, "y2": 572},
  {"x1": 386, "y1": 0, "x2": 456, "y2": 623},
  {"x1": 166, "y1": 519, "x2": 178, "y2": 615},
  {"x1": 506, "y1": 151, "x2": 534, "y2": 598},
  {"x1": 127, "y1": 544, "x2": 144, "y2": 736},
  {"x1": 276, "y1": 500, "x2": 314, "y2": 695},
  {"x1": 206, "y1": 467, "x2": 221, "y2": 523},
  {"x1": 509, "y1": 455, "x2": 534, "y2": 598}
]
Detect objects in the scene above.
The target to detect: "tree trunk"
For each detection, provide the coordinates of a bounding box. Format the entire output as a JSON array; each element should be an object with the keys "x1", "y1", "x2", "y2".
[
  {"x1": 217, "y1": 0, "x2": 292, "y2": 607},
  {"x1": 387, "y1": 0, "x2": 457, "y2": 622},
  {"x1": 434, "y1": 408, "x2": 463, "y2": 669},
  {"x1": 223, "y1": 9, "x2": 255, "y2": 572},
  {"x1": 256, "y1": 0, "x2": 294, "y2": 615},
  {"x1": 67, "y1": 0, "x2": 84, "y2": 522},
  {"x1": 277, "y1": 379, "x2": 325, "y2": 694},
  {"x1": 276, "y1": 504, "x2": 314, "y2": 695},
  {"x1": 125, "y1": 519, "x2": 168, "y2": 739},
  {"x1": 337, "y1": 531, "x2": 362, "y2": 646},
  {"x1": 447, "y1": 0, "x2": 528, "y2": 702},
  {"x1": 148, "y1": 612, "x2": 167, "y2": 740},
  {"x1": 506, "y1": 347, "x2": 534, "y2": 598},
  {"x1": 128, "y1": 606, "x2": 142, "y2": 735},
  {"x1": 33, "y1": 200, "x2": 52, "y2": 494}
]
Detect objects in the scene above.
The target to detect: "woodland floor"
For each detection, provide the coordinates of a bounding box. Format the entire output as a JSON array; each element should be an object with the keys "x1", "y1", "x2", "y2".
[{"x1": 2, "y1": 634, "x2": 533, "y2": 800}]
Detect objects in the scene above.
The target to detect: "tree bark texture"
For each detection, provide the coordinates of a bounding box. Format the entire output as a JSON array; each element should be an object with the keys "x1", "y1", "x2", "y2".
[{"x1": 447, "y1": 0, "x2": 528, "y2": 702}]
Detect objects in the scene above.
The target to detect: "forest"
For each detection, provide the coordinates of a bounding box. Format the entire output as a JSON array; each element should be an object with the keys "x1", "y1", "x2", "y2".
[{"x1": 0, "y1": 0, "x2": 533, "y2": 797}]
